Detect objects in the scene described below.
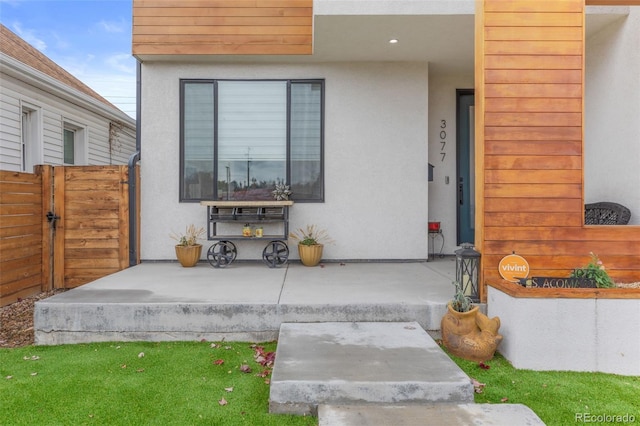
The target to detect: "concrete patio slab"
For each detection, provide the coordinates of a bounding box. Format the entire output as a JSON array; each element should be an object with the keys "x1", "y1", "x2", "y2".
[
  {"x1": 269, "y1": 322, "x2": 474, "y2": 416},
  {"x1": 318, "y1": 403, "x2": 545, "y2": 425},
  {"x1": 34, "y1": 259, "x2": 459, "y2": 345}
]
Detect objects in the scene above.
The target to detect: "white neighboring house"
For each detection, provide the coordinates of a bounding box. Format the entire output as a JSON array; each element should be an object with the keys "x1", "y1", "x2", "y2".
[{"x1": 0, "y1": 24, "x2": 136, "y2": 172}]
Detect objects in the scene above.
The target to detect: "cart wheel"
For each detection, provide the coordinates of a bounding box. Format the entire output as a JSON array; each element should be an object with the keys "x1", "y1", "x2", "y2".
[
  {"x1": 207, "y1": 241, "x2": 237, "y2": 268},
  {"x1": 262, "y1": 241, "x2": 289, "y2": 268}
]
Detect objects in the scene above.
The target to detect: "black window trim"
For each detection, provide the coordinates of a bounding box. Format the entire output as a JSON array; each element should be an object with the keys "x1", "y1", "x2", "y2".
[{"x1": 179, "y1": 78, "x2": 325, "y2": 203}]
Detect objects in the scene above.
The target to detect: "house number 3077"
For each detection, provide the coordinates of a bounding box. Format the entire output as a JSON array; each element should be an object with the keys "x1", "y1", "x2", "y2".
[{"x1": 440, "y1": 120, "x2": 447, "y2": 162}]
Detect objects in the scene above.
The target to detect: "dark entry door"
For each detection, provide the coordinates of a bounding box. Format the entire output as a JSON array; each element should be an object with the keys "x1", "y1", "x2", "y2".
[{"x1": 456, "y1": 90, "x2": 475, "y2": 245}]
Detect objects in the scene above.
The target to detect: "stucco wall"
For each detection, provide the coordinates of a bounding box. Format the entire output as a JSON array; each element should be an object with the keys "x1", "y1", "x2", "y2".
[
  {"x1": 585, "y1": 8, "x2": 640, "y2": 224},
  {"x1": 140, "y1": 62, "x2": 430, "y2": 261},
  {"x1": 488, "y1": 286, "x2": 640, "y2": 376}
]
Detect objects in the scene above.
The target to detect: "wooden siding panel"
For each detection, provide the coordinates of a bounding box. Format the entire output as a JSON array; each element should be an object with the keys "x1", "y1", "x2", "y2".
[
  {"x1": 132, "y1": 0, "x2": 313, "y2": 56},
  {"x1": 484, "y1": 184, "x2": 582, "y2": 198},
  {"x1": 485, "y1": 169, "x2": 582, "y2": 184},
  {"x1": 485, "y1": 98, "x2": 582, "y2": 112},
  {"x1": 485, "y1": 141, "x2": 582, "y2": 156},
  {"x1": 485, "y1": 84, "x2": 582, "y2": 98},
  {"x1": 485, "y1": 40, "x2": 582, "y2": 55},
  {"x1": 485, "y1": 55, "x2": 583, "y2": 70},
  {"x1": 485, "y1": 26, "x2": 583, "y2": 41},
  {"x1": 485, "y1": 112, "x2": 581, "y2": 127},
  {"x1": 485, "y1": 70, "x2": 582, "y2": 84},
  {"x1": 484, "y1": 12, "x2": 583, "y2": 27},
  {"x1": 485, "y1": 212, "x2": 583, "y2": 227},
  {"x1": 485, "y1": 126, "x2": 582, "y2": 141},
  {"x1": 485, "y1": 156, "x2": 582, "y2": 170},
  {"x1": 485, "y1": 198, "x2": 582, "y2": 213}
]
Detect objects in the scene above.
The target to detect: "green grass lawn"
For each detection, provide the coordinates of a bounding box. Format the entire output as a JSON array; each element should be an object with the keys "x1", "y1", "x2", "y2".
[
  {"x1": 2, "y1": 341, "x2": 638, "y2": 426},
  {"x1": 0, "y1": 341, "x2": 316, "y2": 426},
  {"x1": 450, "y1": 351, "x2": 640, "y2": 426}
]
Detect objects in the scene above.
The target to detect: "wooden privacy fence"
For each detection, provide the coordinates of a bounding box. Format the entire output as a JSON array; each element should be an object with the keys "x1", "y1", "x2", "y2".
[{"x1": 0, "y1": 165, "x2": 139, "y2": 307}]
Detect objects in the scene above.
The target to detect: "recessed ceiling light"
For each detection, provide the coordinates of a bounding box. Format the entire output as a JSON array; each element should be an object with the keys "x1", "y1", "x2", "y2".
[{"x1": 389, "y1": 39, "x2": 399, "y2": 44}]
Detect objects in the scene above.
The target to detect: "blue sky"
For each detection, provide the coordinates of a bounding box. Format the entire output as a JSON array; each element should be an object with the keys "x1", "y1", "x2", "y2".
[{"x1": 1, "y1": 0, "x2": 136, "y2": 118}]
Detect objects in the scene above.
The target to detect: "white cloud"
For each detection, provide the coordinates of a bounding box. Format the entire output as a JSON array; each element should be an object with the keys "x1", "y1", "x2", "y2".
[
  {"x1": 11, "y1": 22, "x2": 47, "y2": 51},
  {"x1": 99, "y1": 19, "x2": 125, "y2": 33},
  {"x1": 105, "y1": 53, "x2": 135, "y2": 74}
]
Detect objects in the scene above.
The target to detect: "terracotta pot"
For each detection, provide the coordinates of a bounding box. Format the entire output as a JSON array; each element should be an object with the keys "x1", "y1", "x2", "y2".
[
  {"x1": 441, "y1": 303, "x2": 502, "y2": 362},
  {"x1": 298, "y1": 244, "x2": 323, "y2": 267},
  {"x1": 175, "y1": 244, "x2": 202, "y2": 267}
]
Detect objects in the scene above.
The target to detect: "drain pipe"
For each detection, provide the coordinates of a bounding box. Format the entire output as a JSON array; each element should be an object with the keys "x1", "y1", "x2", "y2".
[{"x1": 128, "y1": 60, "x2": 142, "y2": 266}]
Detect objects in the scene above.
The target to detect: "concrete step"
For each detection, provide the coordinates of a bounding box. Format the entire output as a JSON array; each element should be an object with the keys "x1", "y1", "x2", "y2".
[
  {"x1": 269, "y1": 322, "x2": 474, "y2": 416},
  {"x1": 318, "y1": 404, "x2": 545, "y2": 425}
]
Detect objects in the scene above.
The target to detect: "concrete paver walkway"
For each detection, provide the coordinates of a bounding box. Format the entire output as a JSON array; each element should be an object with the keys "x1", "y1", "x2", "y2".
[{"x1": 269, "y1": 322, "x2": 474, "y2": 415}]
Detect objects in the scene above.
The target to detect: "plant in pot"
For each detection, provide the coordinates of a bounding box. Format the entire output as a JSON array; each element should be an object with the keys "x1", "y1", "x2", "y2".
[
  {"x1": 289, "y1": 225, "x2": 333, "y2": 267},
  {"x1": 170, "y1": 224, "x2": 205, "y2": 267},
  {"x1": 441, "y1": 281, "x2": 502, "y2": 362}
]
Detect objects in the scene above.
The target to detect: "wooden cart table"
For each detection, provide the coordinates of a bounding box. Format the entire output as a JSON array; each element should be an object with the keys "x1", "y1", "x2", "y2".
[{"x1": 200, "y1": 200, "x2": 294, "y2": 268}]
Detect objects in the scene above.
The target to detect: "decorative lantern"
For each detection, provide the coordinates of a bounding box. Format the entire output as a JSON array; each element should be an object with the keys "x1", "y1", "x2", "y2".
[{"x1": 455, "y1": 243, "x2": 480, "y2": 302}]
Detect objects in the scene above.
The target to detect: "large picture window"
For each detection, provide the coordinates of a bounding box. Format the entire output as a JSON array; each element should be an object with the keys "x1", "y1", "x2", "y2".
[{"x1": 180, "y1": 79, "x2": 324, "y2": 202}]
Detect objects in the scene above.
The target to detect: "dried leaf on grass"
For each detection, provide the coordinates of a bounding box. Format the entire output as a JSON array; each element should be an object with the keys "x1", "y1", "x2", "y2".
[
  {"x1": 253, "y1": 345, "x2": 275, "y2": 368},
  {"x1": 471, "y1": 378, "x2": 486, "y2": 394},
  {"x1": 218, "y1": 398, "x2": 228, "y2": 406}
]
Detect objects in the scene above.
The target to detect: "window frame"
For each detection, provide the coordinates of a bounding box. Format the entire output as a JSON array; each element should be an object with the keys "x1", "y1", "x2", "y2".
[
  {"x1": 62, "y1": 119, "x2": 87, "y2": 166},
  {"x1": 179, "y1": 78, "x2": 325, "y2": 203}
]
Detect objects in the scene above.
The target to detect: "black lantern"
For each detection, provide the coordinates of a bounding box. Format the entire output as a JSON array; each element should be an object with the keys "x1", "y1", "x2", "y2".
[{"x1": 455, "y1": 243, "x2": 480, "y2": 302}]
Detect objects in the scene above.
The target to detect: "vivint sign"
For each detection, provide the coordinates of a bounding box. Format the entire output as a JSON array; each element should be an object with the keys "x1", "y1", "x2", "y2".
[{"x1": 498, "y1": 254, "x2": 530, "y2": 282}]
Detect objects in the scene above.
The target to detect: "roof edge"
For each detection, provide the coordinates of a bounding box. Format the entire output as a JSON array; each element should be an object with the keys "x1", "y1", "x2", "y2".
[{"x1": 1, "y1": 52, "x2": 135, "y2": 127}]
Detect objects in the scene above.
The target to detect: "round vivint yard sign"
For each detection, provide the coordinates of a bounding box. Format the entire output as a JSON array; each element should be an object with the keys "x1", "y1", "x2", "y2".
[{"x1": 499, "y1": 254, "x2": 530, "y2": 282}]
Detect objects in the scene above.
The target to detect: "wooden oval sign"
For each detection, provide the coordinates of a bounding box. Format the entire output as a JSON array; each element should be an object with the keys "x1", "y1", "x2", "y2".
[{"x1": 499, "y1": 254, "x2": 530, "y2": 282}]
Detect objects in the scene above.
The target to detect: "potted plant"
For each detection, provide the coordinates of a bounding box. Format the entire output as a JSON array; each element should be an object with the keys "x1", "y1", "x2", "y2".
[
  {"x1": 170, "y1": 224, "x2": 205, "y2": 267},
  {"x1": 289, "y1": 224, "x2": 332, "y2": 267},
  {"x1": 441, "y1": 281, "x2": 502, "y2": 362}
]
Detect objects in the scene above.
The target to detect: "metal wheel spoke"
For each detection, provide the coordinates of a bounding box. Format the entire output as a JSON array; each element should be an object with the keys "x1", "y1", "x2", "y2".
[
  {"x1": 262, "y1": 241, "x2": 289, "y2": 268},
  {"x1": 207, "y1": 241, "x2": 237, "y2": 268}
]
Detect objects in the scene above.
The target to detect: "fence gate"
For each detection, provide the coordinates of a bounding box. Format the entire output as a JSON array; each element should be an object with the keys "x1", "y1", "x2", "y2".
[
  {"x1": 51, "y1": 165, "x2": 130, "y2": 289},
  {"x1": 0, "y1": 165, "x2": 135, "y2": 306}
]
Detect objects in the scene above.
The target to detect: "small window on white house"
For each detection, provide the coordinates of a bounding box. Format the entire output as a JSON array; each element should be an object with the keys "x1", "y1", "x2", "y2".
[
  {"x1": 21, "y1": 105, "x2": 41, "y2": 172},
  {"x1": 63, "y1": 121, "x2": 87, "y2": 165},
  {"x1": 63, "y1": 128, "x2": 75, "y2": 164}
]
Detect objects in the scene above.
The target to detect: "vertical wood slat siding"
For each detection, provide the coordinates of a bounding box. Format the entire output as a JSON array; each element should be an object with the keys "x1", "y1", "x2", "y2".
[
  {"x1": 53, "y1": 166, "x2": 130, "y2": 288},
  {"x1": 132, "y1": 0, "x2": 313, "y2": 56},
  {"x1": 477, "y1": 0, "x2": 640, "y2": 299},
  {"x1": 0, "y1": 168, "x2": 48, "y2": 306}
]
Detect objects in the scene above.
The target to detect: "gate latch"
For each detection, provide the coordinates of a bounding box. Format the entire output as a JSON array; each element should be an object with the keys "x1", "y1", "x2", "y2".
[{"x1": 46, "y1": 211, "x2": 60, "y2": 229}]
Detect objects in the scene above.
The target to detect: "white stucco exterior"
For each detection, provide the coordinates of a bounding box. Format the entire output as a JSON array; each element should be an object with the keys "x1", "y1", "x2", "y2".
[
  {"x1": 488, "y1": 286, "x2": 640, "y2": 376},
  {"x1": 141, "y1": 62, "x2": 431, "y2": 261},
  {"x1": 585, "y1": 8, "x2": 640, "y2": 224}
]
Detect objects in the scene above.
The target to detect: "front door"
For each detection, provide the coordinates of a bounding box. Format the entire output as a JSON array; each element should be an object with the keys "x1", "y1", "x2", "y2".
[{"x1": 456, "y1": 90, "x2": 475, "y2": 245}]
